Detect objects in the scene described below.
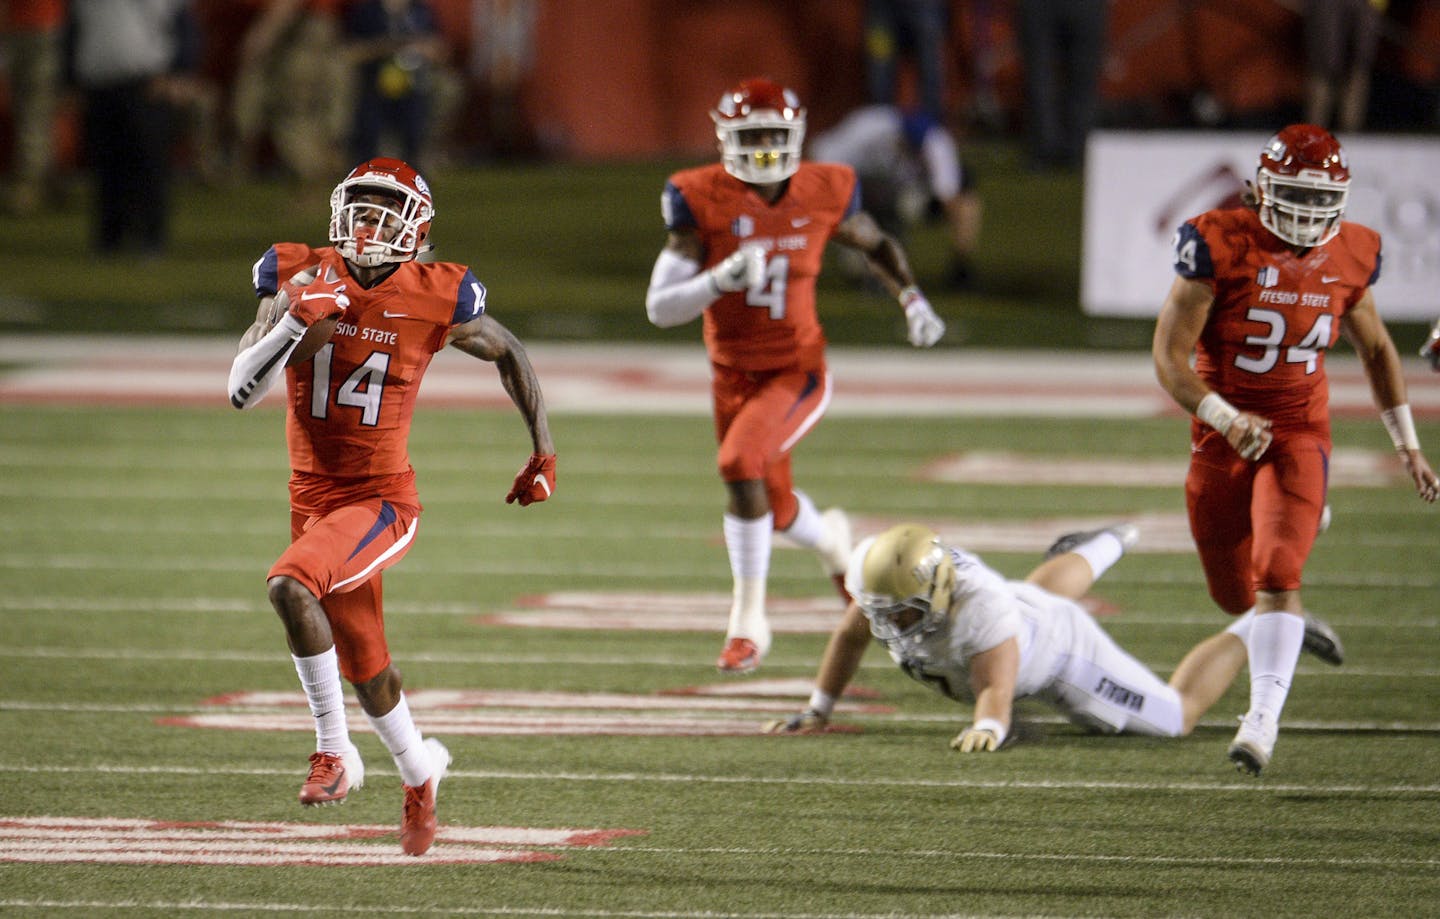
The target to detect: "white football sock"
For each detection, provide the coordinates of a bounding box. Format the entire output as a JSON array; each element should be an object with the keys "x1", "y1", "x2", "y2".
[
  {"x1": 1072, "y1": 531, "x2": 1126, "y2": 580},
  {"x1": 365, "y1": 693, "x2": 432, "y2": 787},
  {"x1": 1225, "y1": 608, "x2": 1256, "y2": 641},
  {"x1": 780, "y1": 490, "x2": 824, "y2": 549},
  {"x1": 724, "y1": 512, "x2": 772, "y2": 651},
  {"x1": 292, "y1": 648, "x2": 350, "y2": 754},
  {"x1": 1245, "y1": 611, "x2": 1305, "y2": 720}
]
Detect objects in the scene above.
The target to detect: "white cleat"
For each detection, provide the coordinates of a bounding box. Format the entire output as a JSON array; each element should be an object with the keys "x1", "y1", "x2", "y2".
[{"x1": 1227, "y1": 711, "x2": 1278, "y2": 776}]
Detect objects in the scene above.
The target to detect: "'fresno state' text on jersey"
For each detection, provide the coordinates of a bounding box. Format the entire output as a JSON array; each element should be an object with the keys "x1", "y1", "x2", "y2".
[
  {"x1": 254, "y1": 242, "x2": 485, "y2": 510},
  {"x1": 662, "y1": 161, "x2": 861, "y2": 371},
  {"x1": 1173, "y1": 207, "x2": 1381, "y2": 434}
]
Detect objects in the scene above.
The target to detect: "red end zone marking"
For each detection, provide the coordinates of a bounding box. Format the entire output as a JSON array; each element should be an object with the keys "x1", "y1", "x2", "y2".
[{"x1": 0, "y1": 817, "x2": 644, "y2": 867}]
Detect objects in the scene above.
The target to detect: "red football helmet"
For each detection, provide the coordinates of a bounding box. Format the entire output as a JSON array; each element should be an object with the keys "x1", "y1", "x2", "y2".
[
  {"x1": 712, "y1": 78, "x2": 806, "y2": 185},
  {"x1": 1255, "y1": 124, "x2": 1350, "y2": 248},
  {"x1": 329, "y1": 158, "x2": 435, "y2": 267}
]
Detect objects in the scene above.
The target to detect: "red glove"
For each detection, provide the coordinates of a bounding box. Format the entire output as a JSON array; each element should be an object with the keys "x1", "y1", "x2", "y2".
[
  {"x1": 506, "y1": 453, "x2": 556, "y2": 505},
  {"x1": 283, "y1": 263, "x2": 350, "y2": 326}
]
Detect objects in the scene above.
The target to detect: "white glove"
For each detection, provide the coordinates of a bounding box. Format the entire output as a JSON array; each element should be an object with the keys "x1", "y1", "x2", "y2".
[
  {"x1": 710, "y1": 245, "x2": 766, "y2": 293},
  {"x1": 762, "y1": 708, "x2": 829, "y2": 734},
  {"x1": 950, "y1": 725, "x2": 1001, "y2": 753},
  {"x1": 900, "y1": 287, "x2": 945, "y2": 347}
]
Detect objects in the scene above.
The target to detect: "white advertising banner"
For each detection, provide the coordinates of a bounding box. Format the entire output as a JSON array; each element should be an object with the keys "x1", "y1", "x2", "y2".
[{"x1": 1081, "y1": 130, "x2": 1440, "y2": 320}]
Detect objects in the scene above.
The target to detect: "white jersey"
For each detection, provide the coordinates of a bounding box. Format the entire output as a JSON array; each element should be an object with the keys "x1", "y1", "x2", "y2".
[{"x1": 874, "y1": 546, "x2": 1184, "y2": 737}]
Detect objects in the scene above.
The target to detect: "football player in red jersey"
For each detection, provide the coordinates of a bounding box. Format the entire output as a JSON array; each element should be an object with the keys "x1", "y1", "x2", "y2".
[
  {"x1": 227, "y1": 158, "x2": 556, "y2": 855},
  {"x1": 644, "y1": 77, "x2": 947, "y2": 675},
  {"x1": 1153, "y1": 124, "x2": 1438, "y2": 776}
]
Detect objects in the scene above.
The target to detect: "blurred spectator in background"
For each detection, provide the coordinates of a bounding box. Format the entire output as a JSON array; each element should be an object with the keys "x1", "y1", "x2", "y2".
[
  {"x1": 342, "y1": 0, "x2": 460, "y2": 172},
  {"x1": 862, "y1": 0, "x2": 948, "y2": 120},
  {"x1": 230, "y1": 0, "x2": 346, "y2": 183},
  {"x1": 468, "y1": 0, "x2": 537, "y2": 159},
  {"x1": 2, "y1": 0, "x2": 66, "y2": 215},
  {"x1": 1016, "y1": 0, "x2": 1108, "y2": 169},
  {"x1": 69, "y1": 0, "x2": 198, "y2": 256},
  {"x1": 810, "y1": 104, "x2": 982, "y2": 290},
  {"x1": 1304, "y1": 0, "x2": 1385, "y2": 133}
]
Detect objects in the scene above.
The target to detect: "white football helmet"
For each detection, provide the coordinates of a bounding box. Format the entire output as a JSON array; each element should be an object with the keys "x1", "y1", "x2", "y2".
[
  {"x1": 329, "y1": 157, "x2": 435, "y2": 267},
  {"x1": 1255, "y1": 123, "x2": 1350, "y2": 248},
  {"x1": 850, "y1": 524, "x2": 956, "y2": 650},
  {"x1": 712, "y1": 77, "x2": 806, "y2": 185}
]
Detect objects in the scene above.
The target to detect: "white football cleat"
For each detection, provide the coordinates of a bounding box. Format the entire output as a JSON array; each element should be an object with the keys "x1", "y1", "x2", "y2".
[{"x1": 1227, "y1": 711, "x2": 1278, "y2": 776}]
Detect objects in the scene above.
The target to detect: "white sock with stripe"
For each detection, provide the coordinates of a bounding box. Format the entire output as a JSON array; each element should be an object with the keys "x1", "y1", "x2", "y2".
[
  {"x1": 365, "y1": 693, "x2": 432, "y2": 787},
  {"x1": 292, "y1": 648, "x2": 350, "y2": 754},
  {"x1": 1245, "y1": 611, "x2": 1305, "y2": 720}
]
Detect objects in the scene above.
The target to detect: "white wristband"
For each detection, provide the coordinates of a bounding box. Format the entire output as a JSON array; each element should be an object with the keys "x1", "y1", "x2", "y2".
[
  {"x1": 971, "y1": 717, "x2": 1007, "y2": 745},
  {"x1": 897, "y1": 285, "x2": 921, "y2": 309},
  {"x1": 1381, "y1": 404, "x2": 1421, "y2": 451},
  {"x1": 1196, "y1": 392, "x2": 1240, "y2": 435},
  {"x1": 807, "y1": 688, "x2": 835, "y2": 718}
]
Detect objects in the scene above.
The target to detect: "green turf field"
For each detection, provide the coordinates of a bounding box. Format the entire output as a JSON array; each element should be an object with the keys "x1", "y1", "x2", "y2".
[{"x1": 2, "y1": 397, "x2": 1437, "y2": 918}]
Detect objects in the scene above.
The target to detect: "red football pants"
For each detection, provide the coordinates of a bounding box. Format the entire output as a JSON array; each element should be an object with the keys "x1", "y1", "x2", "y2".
[
  {"x1": 712, "y1": 364, "x2": 831, "y2": 529},
  {"x1": 1185, "y1": 429, "x2": 1329, "y2": 614},
  {"x1": 269, "y1": 499, "x2": 420, "y2": 683}
]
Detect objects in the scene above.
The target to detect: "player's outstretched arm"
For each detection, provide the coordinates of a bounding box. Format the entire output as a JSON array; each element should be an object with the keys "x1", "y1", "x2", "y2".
[
  {"x1": 449, "y1": 313, "x2": 557, "y2": 503},
  {"x1": 763, "y1": 603, "x2": 872, "y2": 734},
  {"x1": 950, "y1": 638, "x2": 1019, "y2": 753},
  {"x1": 1342, "y1": 292, "x2": 1440, "y2": 503},
  {"x1": 833, "y1": 211, "x2": 944, "y2": 347}
]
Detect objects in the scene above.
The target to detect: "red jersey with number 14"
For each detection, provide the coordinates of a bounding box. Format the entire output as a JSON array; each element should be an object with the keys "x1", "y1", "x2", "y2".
[
  {"x1": 663, "y1": 162, "x2": 861, "y2": 372},
  {"x1": 1173, "y1": 207, "x2": 1381, "y2": 435},
  {"x1": 254, "y1": 243, "x2": 486, "y2": 512}
]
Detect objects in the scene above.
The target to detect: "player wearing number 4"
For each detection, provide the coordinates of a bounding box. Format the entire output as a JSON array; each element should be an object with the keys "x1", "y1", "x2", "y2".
[
  {"x1": 227, "y1": 157, "x2": 556, "y2": 855},
  {"x1": 1153, "y1": 124, "x2": 1438, "y2": 776},
  {"x1": 645, "y1": 77, "x2": 946, "y2": 675}
]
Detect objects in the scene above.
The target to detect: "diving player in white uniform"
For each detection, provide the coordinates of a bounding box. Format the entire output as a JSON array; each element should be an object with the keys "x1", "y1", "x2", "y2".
[{"x1": 766, "y1": 523, "x2": 1344, "y2": 756}]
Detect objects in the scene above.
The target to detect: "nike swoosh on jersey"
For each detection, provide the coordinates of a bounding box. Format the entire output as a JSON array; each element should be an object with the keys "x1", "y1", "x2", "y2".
[
  {"x1": 382, "y1": 310, "x2": 410, "y2": 318},
  {"x1": 791, "y1": 217, "x2": 812, "y2": 227},
  {"x1": 1321, "y1": 275, "x2": 1341, "y2": 283}
]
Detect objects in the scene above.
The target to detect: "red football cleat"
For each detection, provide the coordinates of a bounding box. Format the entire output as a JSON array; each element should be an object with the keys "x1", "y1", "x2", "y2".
[
  {"x1": 298, "y1": 744, "x2": 364, "y2": 806},
  {"x1": 716, "y1": 637, "x2": 762, "y2": 674},
  {"x1": 400, "y1": 738, "x2": 450, "y2": 856}
]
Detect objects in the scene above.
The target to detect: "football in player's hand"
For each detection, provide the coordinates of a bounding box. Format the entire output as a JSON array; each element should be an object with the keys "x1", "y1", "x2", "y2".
[
  {"x1": 271, "y1": 264, "x2": 337, "y2": 367},
  {"x1": 287, "y1": 314, "x2": 337, "y2": 366}
]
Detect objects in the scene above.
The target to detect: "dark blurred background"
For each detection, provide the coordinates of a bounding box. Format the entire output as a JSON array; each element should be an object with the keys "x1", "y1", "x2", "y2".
[{"x1": 1, "y1": 0, "x2": 1437, "y2": 350}]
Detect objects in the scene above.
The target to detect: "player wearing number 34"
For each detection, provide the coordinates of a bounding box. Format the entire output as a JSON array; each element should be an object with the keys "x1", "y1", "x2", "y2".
[
  {"x1": 1153, "y1": 124, "x2": 1438, "y2": 777},
  {"x1": 644, "y1": 77, "x2": 947, "y2": 676},
  {"x1": 227, "y1": 157, "x2": 555, "y2": 856}
]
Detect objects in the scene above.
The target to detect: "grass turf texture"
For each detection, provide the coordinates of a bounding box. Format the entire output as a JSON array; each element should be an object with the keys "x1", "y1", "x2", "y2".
[{"x1": 1, "y1": 404, "x2": 1438, "y2": 918}]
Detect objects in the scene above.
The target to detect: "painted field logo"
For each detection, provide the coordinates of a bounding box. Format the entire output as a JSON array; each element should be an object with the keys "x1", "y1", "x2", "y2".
[
  {"x1": 162, "y1": 685, "x2": 887, "y2": 737},
  {"x1": 0, "y1": 816, "x2": 645, "y2": 867}
]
